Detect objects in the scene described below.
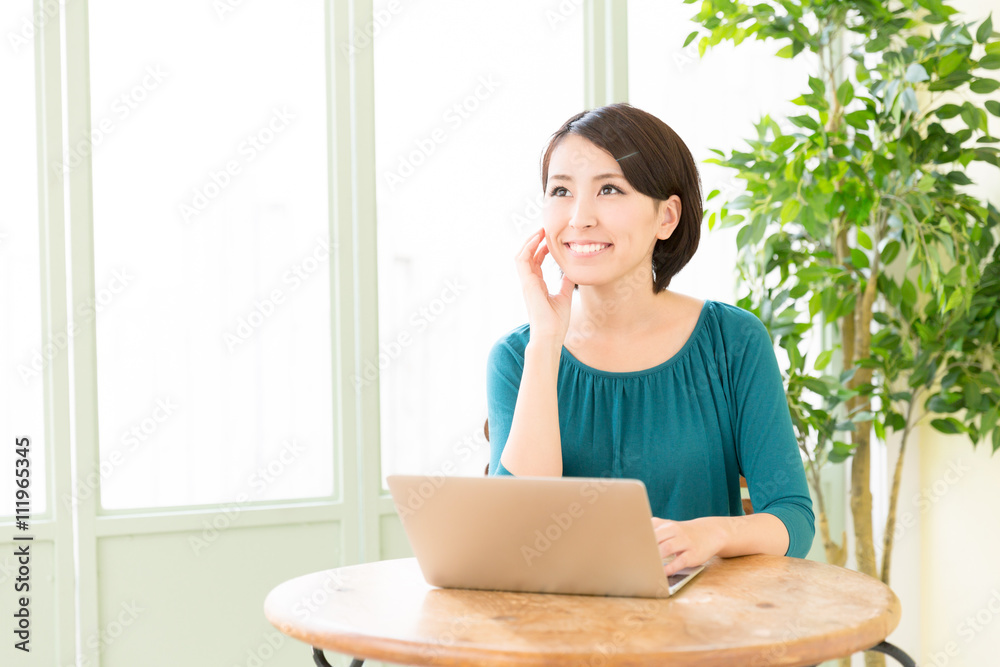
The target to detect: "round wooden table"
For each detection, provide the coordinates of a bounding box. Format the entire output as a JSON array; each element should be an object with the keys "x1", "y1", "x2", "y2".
[{"x1": 264, "y1": 555, "x2": 915, "y2": 667}]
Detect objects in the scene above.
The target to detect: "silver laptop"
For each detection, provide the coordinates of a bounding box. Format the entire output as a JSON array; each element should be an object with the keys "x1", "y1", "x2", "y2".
[{"x1": 385, "y1": 474, "x2": 705, "y2": 598}]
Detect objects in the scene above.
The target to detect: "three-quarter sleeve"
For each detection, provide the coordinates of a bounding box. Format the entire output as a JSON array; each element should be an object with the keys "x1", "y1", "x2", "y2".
[
  {"x1": 485, "y1": 335, "x2": 525, "y2": 476},
  {"x1": 728, "y1": 312, "x2": 816, "y2": 558}
]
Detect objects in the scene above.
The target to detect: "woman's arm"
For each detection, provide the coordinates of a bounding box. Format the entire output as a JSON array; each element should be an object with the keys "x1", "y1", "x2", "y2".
[
  {"x1": 489, "y1": 228, "x2": 575, "y2": 477},
  {"x1": 496, "y1": 337, "x2": 564, "y2": 477},
  {"x1": 730, "y1": 311, "x2": 816, "y2": 558},
  {"x1": 654, "y1": 513, "x2": 790, "y2": 576}
]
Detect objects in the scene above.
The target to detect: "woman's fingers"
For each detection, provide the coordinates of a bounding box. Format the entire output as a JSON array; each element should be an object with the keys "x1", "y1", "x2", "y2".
[
  {"x1": 532, "y1": 237, "x2": 549, "y2": 266},
  {"x1": 556, "y1": 274, "x2": 576, "y2": 300},
  {"x1": 517, "y1": 231, "x2": 540, "y2": 260}
]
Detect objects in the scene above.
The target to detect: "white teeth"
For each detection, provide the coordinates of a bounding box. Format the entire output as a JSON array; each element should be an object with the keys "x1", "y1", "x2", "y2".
[{"x1": 569, "y1": 243, "x2": 609, "y2": 254}]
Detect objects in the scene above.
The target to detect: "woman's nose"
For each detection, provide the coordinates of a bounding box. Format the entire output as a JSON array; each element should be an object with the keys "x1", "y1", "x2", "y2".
[{"x1": 568, "y1": 202, "x2": 596, "y2": 229}]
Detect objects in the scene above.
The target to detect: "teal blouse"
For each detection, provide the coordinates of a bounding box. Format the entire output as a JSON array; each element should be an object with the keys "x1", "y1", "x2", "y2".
[{"x1": 486, "y1": 299, "x2": 815, "y2": 559}]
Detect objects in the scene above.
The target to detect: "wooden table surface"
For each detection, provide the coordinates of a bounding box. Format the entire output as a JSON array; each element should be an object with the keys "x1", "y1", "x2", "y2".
[{"x1": 264, "y1": 555, "x2": 901, "y2": 666}]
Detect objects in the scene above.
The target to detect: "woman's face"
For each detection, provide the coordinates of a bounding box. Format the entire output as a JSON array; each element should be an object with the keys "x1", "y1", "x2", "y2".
[{"x1": 542, "y1": 133, "x2": 680, "y2": 291}]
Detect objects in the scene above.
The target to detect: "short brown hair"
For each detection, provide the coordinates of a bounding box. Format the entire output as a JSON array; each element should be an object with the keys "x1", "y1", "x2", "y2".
[{"x1": 540, "y1": 103, "x2": 703, "y2": 294}]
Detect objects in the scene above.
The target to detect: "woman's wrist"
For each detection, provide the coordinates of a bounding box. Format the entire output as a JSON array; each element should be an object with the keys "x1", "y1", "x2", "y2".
[{"x1": 526, "y1": 334, "x2": 564, "y2": 355}]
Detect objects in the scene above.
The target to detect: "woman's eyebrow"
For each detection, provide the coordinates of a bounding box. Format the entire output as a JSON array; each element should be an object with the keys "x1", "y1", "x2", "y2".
[{"x1": 548, "y1": 172, "x2": 624, "y2": 182}]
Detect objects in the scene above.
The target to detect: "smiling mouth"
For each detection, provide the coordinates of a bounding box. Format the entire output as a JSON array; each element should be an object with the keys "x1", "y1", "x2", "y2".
[{"x1": 565, "y1": 242, "x2": 612, "y2": 255}]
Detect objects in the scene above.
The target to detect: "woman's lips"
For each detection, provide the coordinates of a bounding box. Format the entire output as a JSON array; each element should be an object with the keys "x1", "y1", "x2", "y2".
[{"x1": 564, "y1": 242, "x2": 612, "y2": 257}]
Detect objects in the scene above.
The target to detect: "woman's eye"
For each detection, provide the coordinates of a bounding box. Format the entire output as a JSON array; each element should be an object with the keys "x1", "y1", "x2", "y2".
[{"x1": 547, "y1": 184, "x2": 623, "y2": 197}]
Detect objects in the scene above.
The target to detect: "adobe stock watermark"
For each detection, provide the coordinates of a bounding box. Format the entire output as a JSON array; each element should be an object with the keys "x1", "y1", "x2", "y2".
[
  {"x1": 178, "y1": 106, "x2": 295, "y2": 223},
  {"x1": 55, "y1": 64, "x2": 168, "y2": 176},
  {"x1": 290, "y1": 568, "x2": 352, "y2": 622},
  {"x1": 544, "y1": 0, "x2": 584, "y2": 30},
  {"x1": 748, "y1": 617, "x2": 813, "y2": 667},
  {"x1": 671, "y1": 38, "x2": 704, "y2": 74},
  {"x1": 875, "y1": 457, "x2": 969, "y2": 560},
  {"x1": 351, "y1": 277, "x2": 467, "y2": 388},
  {"x1": 418, "y1": 613, "x2": 474, "y2": 664},
  {"x1": 560, "y1": 262, "x2": 652, "y2": 349},
  {"x1": 84, "y1": 601, "x2": 145, "y2": 658},
  {"x1": 231, "y1": 630, "x2": 288, "y2": 667},
  {"x1": 383, "y1": 75, "x2": 500, "y2": 192},
  {"x1": 188, "y1": 438, "x2": 306, "y2": 556},
  {"x1": 521, "y1": 476, "x2": 620, "y2": 566},
  {"x1": 391, "y1": 427, "x2": 491, "y2": 520},
  {"x1": 7, "y1": 0, "x2": 62, "y2": 54},
  {"x1": 927, "y1": 588, "x2": 1000, "y2": 667},
  {"x1": 510, "y1": 189, "x2": 546, "y2": 236},
  {"x1": 339, "y1": 0, "x2": 404, "y2": 59},
  {"x1": 61, "y1": 397, "x2": 179, "y2": 510},
  {"x1": 17, "y1": 267, "x2": 135, "y2": 386},
  {"x1": 212, "y1": 0, "x2": 250, "y2": 21},
  {"x1": 56, "y1": 600, "x2": 145, "y2": 667},
  {"x1": 0, "y1": 554, "x2": 16, "y2": 586},
  {"x1": 225, "y1": 235, "x2": 333, "y2": 352}
]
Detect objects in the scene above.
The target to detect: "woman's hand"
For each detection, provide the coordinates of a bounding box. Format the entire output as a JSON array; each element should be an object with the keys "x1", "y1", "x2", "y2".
[
  {"x1": 515, "y1": 227, "x2": 576, "y2": 343},
  {"x1": 652, "y1": 516, "x2": 731, "y2": 577}
]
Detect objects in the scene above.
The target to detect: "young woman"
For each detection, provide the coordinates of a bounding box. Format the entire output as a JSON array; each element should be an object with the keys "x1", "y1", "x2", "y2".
[{"x1": 486, "y1": 103, "x2": 815, "y2": 577}]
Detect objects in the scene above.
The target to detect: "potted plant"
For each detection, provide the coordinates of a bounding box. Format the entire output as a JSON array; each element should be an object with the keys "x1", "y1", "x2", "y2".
[{"x1": 685, "y1": 1, "x2": 1000, "y2": 663}]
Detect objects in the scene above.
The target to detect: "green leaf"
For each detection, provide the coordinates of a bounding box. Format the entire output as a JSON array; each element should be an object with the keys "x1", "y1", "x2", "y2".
[
  {"x1": 905, "y1": 63, "x2": 930, "y2": 83},
  {"x1": 850, "y1": 248, "x2": 869, "y2": 269},
  {"x1": 771, "y1": 135, "x2": 796, "y2": 154},
  {"x1": 937, "y1": 50, "x2": 966, "y2": 77},
  {"x1": 928, "y1": 394, "x2": 962, "y2": 413},
  {"x1": 977, "y1": 14, "x2": 993, "y2": 44},
  {"x1": 788, "y1": 114, "x2": 820, "y2": 130},
  {"x1": 980, "y1": 54, "x2": 1000, "y2": 69},
  {"x1": 736, "y1": 223, "x2": 754, "y2": 250},
  {"x1": 857, "y1": 229, "x2": 872, "y2": 249},
  {"x1": 683, "y1": 30, "x2": 699, "y2": 48},
  {"x1": 971, "y1": 78, "x2": 1000, "y2": 94},
  {"x1": 814, "y1": 350, "x2": 834, "y2": 371},
  {"x1": 881, "y1": 240, "x2": 901, "y2": 264},
  {"x1": 780, "y1": 199, "x2": 802, "y2": 224},
  {"x1": 837, "y1": 80, "x2": 855, "y2": 106},
  {"x1": 935, "y1": 103, "x2": 962, "y2": 118},
  {"x1": 944, "y1": 289, "x2": 964, "y2": 313},
  {"x1": 947, "y1": 170, "x2": 974, "y2": 185},
  {"x1": 845, "y1": 110, "x2": 872, "y2": 129},
  {"x1": 930, "y1": 418, "x2": 963, "y2": 435},
  {"x1": 776, "y1": 44, "x2": 794, "y2": 58},
  {"x1": 964, "y1": 382, "x2": 982, "y2": 412},
  {"x1": 809, "y1": 292, "x2": 822, "y2": 319},
  {"x1": 707, "y1": 188, "x2": 721, "y2": 201},
  {"x1": 799, "y1": 375, "x2": 828, "y2": 394}
]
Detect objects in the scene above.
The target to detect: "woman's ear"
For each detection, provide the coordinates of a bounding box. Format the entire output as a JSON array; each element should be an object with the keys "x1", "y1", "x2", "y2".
[{"x1": 656, "y1": 195, "x2": 682, "y2": 241}]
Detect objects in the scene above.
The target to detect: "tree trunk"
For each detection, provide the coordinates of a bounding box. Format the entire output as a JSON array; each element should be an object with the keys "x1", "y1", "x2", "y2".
[
  {"x1": 855, "y1": 270, "x2": 882, "y2": 667},
  {"x1": 836, "y1": 222, "x2": 884, "y2": 667}
]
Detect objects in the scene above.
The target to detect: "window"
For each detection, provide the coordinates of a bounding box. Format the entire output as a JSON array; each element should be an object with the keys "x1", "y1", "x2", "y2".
[
  {"x1": 88, "y1": 0, "x2": 333, "y2": 509},
  {"x1": 1, "y1": 0, "x2": 47, "y2": 516},
  {"x1": 375, "y1": 1, "x2": 585, "y2": 485}
]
